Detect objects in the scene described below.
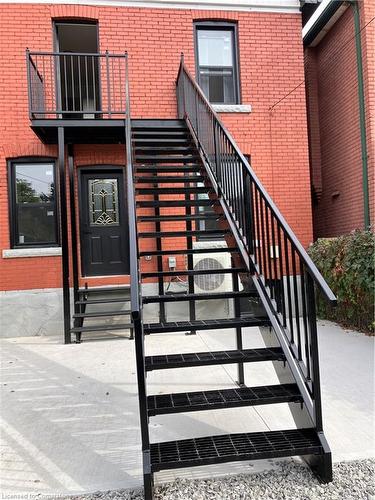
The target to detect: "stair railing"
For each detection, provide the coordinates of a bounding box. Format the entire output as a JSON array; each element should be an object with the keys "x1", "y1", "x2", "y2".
[
  {"x1": 124, "y1": 53, "x2": 151, "y2": 474},
  {"x1": 124, "y1": 53, "x2": 140, "y2": 325},
  {"x1": 176, "y1": 55, "x2": 336, "y2": 431}
]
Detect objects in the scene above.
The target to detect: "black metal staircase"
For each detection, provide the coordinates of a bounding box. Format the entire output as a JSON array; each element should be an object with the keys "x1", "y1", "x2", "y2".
[
  {"x1": 26, "y1": 48, "x2": 336, "y2": 498},
  {"x1": 128, "y1": 57, "x2": 336, "y2": 499}
]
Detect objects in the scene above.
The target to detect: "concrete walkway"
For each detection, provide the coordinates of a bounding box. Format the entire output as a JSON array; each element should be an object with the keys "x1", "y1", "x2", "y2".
[{"x1": 0, "y1": 321, "x2": 374, "y2": 497}]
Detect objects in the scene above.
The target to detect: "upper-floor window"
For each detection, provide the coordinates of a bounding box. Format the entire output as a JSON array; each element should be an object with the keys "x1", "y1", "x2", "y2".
[
  {"x1": 8, "y1": 160, "x2": 59, "y2": 248},
  {"x1": 195, "y1": 22, "x2": 240, "y2": 104}
]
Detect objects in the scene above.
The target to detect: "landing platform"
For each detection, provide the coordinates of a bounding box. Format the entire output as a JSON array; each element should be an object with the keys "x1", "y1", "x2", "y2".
[
  {"x1": 31, "y1": 119, "x2": 183, "y2": 144},
  {"x1": 0, "y1": 321, "x2": 373, "y2": 496}
]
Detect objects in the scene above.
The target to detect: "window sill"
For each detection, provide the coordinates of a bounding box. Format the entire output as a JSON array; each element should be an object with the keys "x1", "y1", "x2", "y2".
[
  {"x1": 2, "y1": 247, "x2": 62, "y2": 259},
  {"x1": 212, "y1": 104, "x2": 252, "y2": 113}
]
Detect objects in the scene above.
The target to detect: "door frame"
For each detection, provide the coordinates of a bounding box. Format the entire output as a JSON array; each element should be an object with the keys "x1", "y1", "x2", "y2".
[
  {"x1": 78, "y1": 165, "x2": 129, "y2": 277},
  {"x1": 53, "y1": 20, "x2": 102, "y2": 117}
]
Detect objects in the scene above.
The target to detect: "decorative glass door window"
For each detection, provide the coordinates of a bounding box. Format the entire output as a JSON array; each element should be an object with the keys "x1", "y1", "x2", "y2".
[{"x1": 89, "y1": 178, "x2": 119, "y2": 226}]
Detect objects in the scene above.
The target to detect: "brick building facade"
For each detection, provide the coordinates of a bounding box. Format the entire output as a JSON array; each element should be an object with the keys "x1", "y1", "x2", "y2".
[
  {"x1": 303, "y1": 0, "x2": 374, "y2": 238},
  {"x1": 0, "y1": 0, "x2": 313, "y2": 336}
]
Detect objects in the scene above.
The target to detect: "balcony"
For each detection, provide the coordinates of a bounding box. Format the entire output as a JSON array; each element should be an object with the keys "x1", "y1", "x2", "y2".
[{"x1": 26, "y1": 51, "x2": 129, "y2": 143}]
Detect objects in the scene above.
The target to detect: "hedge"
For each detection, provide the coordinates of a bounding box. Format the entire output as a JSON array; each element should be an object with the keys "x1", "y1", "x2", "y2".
[{"x1": 308, "y1": 230, "x2": 374, "y2": 334}]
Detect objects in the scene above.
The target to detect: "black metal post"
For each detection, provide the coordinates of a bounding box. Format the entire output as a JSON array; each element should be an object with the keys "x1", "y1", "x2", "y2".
[
  {"x1": 186, "y1": 177, "x2": 196, "y2": 336},
  {"x1": 232, "y1": 266, "x2": 244, "y2": 386},
  {"x1": 306, "y1": 273, "x2": 323, "y2": 432},
  {"x1": 26, "y1": 49, "x2": 33, "y2": 119},
  {"x1": 133, "y1": 316, "x2": 153, "y2": 498},
  {"x1": 244, "y1": 171, "x2": 254, "y2": 255},
  {"x1": 124, "y1": 52, "x2": 152, "y2": 498},
  {"x1": 58, "y1": 127, "x2": 71, "y2": 344},
  {"x1": 155, "y1": 188, "x2": 166, "y2": 324},
  {"x1": 213, "y1": 123, "x2": 221, "y2": 192},
  {"x1": 180, "y1": 53, "x2": 186, "y2": 119},
  {"x1": 106, "y1": 51, "x2": 112, "y2": 118},
  {"x1": 68, "y1": 145, "x2": 80, "y2": 331}
]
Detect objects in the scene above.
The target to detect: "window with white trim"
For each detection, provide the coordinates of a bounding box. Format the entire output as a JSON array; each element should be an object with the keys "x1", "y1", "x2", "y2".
[{"x1": 195, "y1": 22, "x2": 240, "y2": 104}]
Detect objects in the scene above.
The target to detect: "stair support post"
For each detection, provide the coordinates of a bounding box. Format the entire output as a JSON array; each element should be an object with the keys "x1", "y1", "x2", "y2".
[
  {"x1": 133, "y1": 315, "x2": 153, "y2": 498},
  {"x1": 213, "y1": 122, "x2": 222, "y2": 193},
  {"x1": 58, "y1": 127, "x2": 71, "y2": 344},
  {"x1": 185, "y1": 173, "x2": 196, "y2": 335},
  {"x1": 153, "y1": 175, "x2": 166, "y2": 325},
  {"x1": 232, "y1": 267, "x2": 244, "y2": 386},
  {"x1": 244, "y1": 171, "x2": 254, "y2": 255},
  {"x1": 306, "y1": 273, "x2": 323, "y2": 432},
  {"x1": 68, "y1": 145, "x2": 80, "y2": 333}
]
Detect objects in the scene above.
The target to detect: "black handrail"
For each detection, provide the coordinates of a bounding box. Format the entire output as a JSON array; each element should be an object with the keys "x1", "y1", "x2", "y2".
[
  {"x1": 176, "y1": 56, "x2": 336, "y2": 429},
  {"x1": 124, "y1": 54, "x2": 151, "y2": 487},
  {"x1": 26, "y1": 50, "x2": 128, "y2": 119},
  {"x1": 177, "y1": 60, "x2": 336, "y2": 304},
  {"x1": 124, "y1": 52, "x2": 141, "y2": 318}
]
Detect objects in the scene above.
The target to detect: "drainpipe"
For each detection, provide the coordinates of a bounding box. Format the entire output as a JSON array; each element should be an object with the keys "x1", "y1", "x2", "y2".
[{"x1": 351, "y1": 0, "x2": 370, "y2": 229}]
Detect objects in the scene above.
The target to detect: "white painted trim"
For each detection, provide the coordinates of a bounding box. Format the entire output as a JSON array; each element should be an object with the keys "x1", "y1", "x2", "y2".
[
  {"x1": 2, "y1": 248, "x2": 62, "y2": 259},
  {"x1": 303, "y1": 2, "x2": 348, "y2": 47},
  {"x1": 213, "y1": 104, "x2": 252, "y2": 113},
  {"x1": 302, "y1": 0, "x2": 349, "y2": 47},
  {"x1": 302, "y1": 0, "x2": 332, "y2": 38},
  {"x1": 0, "y1": 0, "x2": 301, "y2": 14}
]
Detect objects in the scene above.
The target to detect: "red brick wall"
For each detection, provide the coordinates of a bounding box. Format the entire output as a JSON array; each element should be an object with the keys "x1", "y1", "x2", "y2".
[
  {"x1": 0, "y1": 2, "x2": 312, "y2": 291},
  {"x1": 305, "y1": 1, "x2": 374, "y2": 238}
]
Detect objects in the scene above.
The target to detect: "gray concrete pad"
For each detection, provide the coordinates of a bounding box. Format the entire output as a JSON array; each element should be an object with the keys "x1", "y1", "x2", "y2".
[{"x1": 0, "y1": 320, "x2": 374, "y2": 497}]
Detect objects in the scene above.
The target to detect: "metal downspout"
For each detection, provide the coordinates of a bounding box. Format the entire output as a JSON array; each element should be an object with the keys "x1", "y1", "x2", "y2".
[{"x1": 352, "y1": 0, "x2": 370, "y2": 229}]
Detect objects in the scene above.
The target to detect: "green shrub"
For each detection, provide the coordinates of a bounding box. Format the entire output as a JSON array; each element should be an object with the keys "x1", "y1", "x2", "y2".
[{"x1": 308, "y1": 230, "x2": 375, "y2": 334}]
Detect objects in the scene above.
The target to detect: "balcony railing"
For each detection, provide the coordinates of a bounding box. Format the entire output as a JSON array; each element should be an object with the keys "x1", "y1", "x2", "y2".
[{"x1": 26, "y1": 50, "x2": 128, "y2": 119}]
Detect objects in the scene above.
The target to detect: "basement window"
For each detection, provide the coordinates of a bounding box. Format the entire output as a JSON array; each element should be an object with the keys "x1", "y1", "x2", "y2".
[
  {"x1": 8, "y1": 159, "x2": 59, "y2": 248},
  {"x1": 195, "y1": 22, "x2": 240, "y2": 105}
]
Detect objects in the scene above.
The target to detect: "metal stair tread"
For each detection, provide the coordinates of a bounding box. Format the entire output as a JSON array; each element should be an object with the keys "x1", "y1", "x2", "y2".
[
  {"x1": 135, "y1": 146, "x2": 193, "y2": 152},
  {"x1": 132, "y1": 130, "x2": 188, "y2": 136},
  {"x1": 135, "y1": 175, "x2": 204, "y2": 183},
  {"x1": 133, "y1": 138, "x2": 191, "y2": 144},
  {"x1": 143, "y1": 317, "x2": 270, "y2": 334},
  {"x1": 137, "y1": 213, "x2": 219, "y2": 222},
  {"x1": 136, "y1": 199, "x2": 219, "y2": 208},
  {"x1": 75, "y1": 297, "x2": 130, "y2": 305},
  {"x1": 138, "y1": 229, "x2": 230, "y2": 238},
  {"x1": 145, "y1": 347, "x2": 285, "y2": 370},
  {"x1": 150, "y1": 428, "x2": 322, "y2": 472},
  {"x1": 136, "y1": 186, "x2": 210, "y2": 194},
  {"x1": 135, "y1": 155, "x2": 200, "y2": 163},
  {"x1": 71, "y1": 323, "x2": 133, "y2": 333},
  {"x1": 147, "y1": 383, "x2": 301, "y2": 416},
  {"x1": 136, "y1": 166, "x2": 201, "y2": 173},
  {"x1": 141, "y1": 268, "x2": 246, "y2": 278},
  {"x1": 77, "y1": 286, "x2": 130, "y2": 294},
  {"x1": 136, "y1": 154, "x2": 199, "y2": 159},
  {"x1": 73, "y1": 310, "x2": 131, "y2": 318},
  {"x1": 132, "y1": 122, "x2": 186, "y2": 130},
  {"x1": 143, "y1": 290, "x2": 257, "y2": 303},
  {"x1": 139, "y1": 247, "x2": 238, "y2": 256}
]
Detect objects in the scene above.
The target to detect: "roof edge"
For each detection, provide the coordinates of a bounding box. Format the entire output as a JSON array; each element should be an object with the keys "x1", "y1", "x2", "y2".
[{"x1": 303, "y1": 0, "x2": 350, "y2": 47}]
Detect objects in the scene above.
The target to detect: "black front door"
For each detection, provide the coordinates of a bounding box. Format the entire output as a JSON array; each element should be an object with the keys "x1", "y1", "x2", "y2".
[{"x1": 80, "y1": 169, "x2": 129, "y2": 276}]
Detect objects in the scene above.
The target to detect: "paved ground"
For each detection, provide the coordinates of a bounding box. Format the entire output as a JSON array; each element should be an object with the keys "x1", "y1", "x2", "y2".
[{"x1": 0, "y1": 320, "x2": 374, "y2": 498}]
